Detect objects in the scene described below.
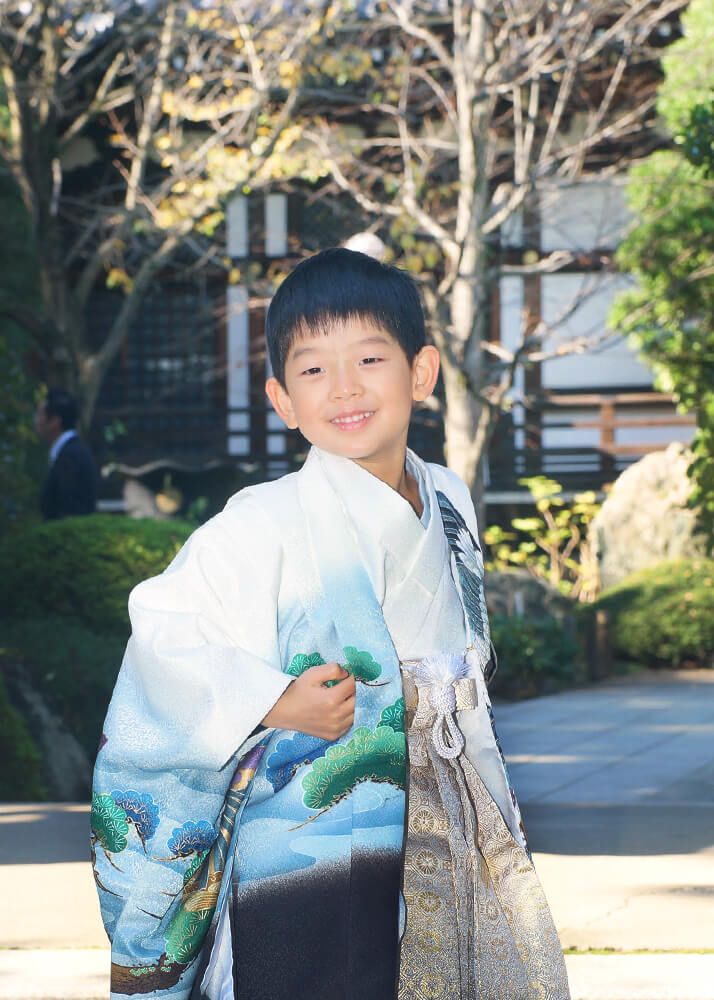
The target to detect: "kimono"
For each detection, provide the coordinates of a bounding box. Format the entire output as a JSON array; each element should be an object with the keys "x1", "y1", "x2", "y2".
[{"x1": 92, "y1": 445, "x2": 570, "y2": 1000}]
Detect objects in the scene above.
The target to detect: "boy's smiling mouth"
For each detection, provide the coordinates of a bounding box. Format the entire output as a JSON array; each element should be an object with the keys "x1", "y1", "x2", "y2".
[{"x1": 330, "y1": 410, "x2": 375, "y2": 429}]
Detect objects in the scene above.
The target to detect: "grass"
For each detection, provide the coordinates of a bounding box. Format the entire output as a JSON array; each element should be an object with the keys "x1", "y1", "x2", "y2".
[{"x1": 563, "y1": 947, "x2": 714, "y2": 955}]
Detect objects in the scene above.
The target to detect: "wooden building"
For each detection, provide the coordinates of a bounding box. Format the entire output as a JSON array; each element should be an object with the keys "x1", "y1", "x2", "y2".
[{"x1": 92, "y1": 180, "x2": 695, "y2": 504}]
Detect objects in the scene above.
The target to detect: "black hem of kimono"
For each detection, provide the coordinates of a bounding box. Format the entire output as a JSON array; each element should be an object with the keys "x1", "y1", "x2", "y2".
[{"x1": 229, "y1": 848, "x2": 401, "y2": 1000}]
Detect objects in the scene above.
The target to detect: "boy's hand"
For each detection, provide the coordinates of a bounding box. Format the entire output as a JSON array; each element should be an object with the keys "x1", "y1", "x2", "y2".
[{"x1": 261, "y1": 662, "x2": 356, "y2": 741}]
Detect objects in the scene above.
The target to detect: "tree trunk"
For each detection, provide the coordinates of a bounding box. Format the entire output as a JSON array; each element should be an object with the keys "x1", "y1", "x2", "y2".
[
  {"x1": 440, "y1": 333, "x2": 492, "y2": 531},
  {"x1": 441, "y1": 209, "x2": 491, "y2": 523}
]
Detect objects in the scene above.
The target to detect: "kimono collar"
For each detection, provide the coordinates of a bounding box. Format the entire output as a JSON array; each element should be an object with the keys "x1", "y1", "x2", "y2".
[{"x1": 308, "y1": 445, "x2": 449, "y2": 603}]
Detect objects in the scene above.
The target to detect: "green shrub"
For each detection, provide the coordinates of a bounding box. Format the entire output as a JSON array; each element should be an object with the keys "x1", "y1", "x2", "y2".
[
  {"x1": 484, "y1": 477, "x2": 600, "y2": 602},
  {"x1": 0, "y1": 514, "x2": 193, "y2": 634},
  {"x1": 489, "y1": 613, "x2": 585, "y2": 700},
  {"x1": 0, "y1": 672, "x2": 46, "y2": 800},
  {"x1": 591, "y1": 559, "x2": 714, "y2": 667},
  {"x1": 1, "y1": 618, "x2": 127, "y2": 760}
]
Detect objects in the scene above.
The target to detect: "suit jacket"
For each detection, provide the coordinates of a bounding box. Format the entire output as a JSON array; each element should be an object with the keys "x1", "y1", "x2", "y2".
[{"x1": 41, "y1": 434, "x2": 97, "y2": 520}]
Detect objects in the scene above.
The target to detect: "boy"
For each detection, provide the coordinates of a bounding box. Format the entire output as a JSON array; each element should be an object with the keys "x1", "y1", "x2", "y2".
[{"x1": 92, "y1": 248, "x2": 569, "y2": 1000}]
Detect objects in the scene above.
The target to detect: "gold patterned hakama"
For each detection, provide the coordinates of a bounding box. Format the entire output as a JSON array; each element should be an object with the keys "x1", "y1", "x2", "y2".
[{"x1": 398, "y1": 670, "x2": 570, "y2": 1000}]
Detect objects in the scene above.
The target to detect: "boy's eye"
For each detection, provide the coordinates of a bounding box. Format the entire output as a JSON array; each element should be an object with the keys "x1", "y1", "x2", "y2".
[
  {"x1": 301, "y1": 367, "x2": 323, "y2": 376},
  {"x1": 360, "y1": 357, "x2": 382, "y2": 365}
]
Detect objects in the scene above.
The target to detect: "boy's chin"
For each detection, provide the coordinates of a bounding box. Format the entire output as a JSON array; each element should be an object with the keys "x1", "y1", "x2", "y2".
[
  {"x1": 303, "y1": 433, "x2": 403, "y2": 465},
  {"x1": 306, "y1": 438, "x2": 371, "y2": 458}
]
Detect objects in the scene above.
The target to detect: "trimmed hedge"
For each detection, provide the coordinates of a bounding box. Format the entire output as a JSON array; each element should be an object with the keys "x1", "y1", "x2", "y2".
[
  {"x1": 1, "y1": 617, "x2": 127, "y2": 760},
  {"x1": 0, "y1": 514, "x2": 193, "y2": 635},
  {"x1": 0, "y1": 671, "x2": 46, "y2": 800},
  {"x1": 590, "y1": 559, "x2": 714, "y2": 668},
  {"x1": 489, "y1": 613, "x2": 585, "y2": 700}
]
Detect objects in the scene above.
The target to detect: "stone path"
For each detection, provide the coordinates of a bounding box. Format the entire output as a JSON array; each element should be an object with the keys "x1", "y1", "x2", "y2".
[{"x1": 498, "y1": 668, "x2": 714, "y2": 955}]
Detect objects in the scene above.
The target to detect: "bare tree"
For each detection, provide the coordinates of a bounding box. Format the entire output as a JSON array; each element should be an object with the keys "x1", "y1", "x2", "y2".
[
  {"x1": 307, "y1": 0, "x2": 686, "y2": 499},
  {"x1": 0, "y1": 0, "x2": 332, "y2": 427}
]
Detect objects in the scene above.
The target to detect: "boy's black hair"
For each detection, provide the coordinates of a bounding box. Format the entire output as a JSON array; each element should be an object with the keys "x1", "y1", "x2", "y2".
[
  {"x1": 265, "y1": 247, "x2": 426, "y2": 386},
  {"x1": 44, "y1": 388, "x2": 78, "y2": 430}
]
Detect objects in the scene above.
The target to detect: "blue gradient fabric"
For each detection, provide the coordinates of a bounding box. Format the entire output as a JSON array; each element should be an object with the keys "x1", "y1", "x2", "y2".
[{"x1": 91, "y1": 447, "x2": 522, "y2": 999}]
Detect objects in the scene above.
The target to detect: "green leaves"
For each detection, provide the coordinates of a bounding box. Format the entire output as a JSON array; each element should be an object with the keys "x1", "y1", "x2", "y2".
[
  {"x1": 378, "y1": 697, "x2": 405, "y2": 733},
  {"x1": 285, "y1": 647, "x2": 382, "y2": 687},
  {"x1": 163, "y1": 907, "x2": 213, "y2": 966},
  {"x1": 658, "y1": 0, "x2": 714, "y2": 135},
  {"x1": 611, "y1": 1, "x2": 714, "y2": 549},
  {"x1": 680, "y1": 100, "x2": 714, "y2": 176},
  {"x1": 488, "y1": 614, "x2": 584, "y2": 700},
  {"x1": 592, "y1": 559, "x2": 714, "y2": 668},
  {"x1": 342, "y1": 646, "x2": 382, "y2": 683},
  {"x1": 285, "y1": 652, "x2": 326, "y2": 677},
  {"x1": 91, "y1": 793, "x2": 129, "y2": 854},
  {"x1": 484, "y1": 477, "x2": 600, "y2": 601},
  {"x1": 0, "y1": 515, "x2": 193, "y2": 636}
]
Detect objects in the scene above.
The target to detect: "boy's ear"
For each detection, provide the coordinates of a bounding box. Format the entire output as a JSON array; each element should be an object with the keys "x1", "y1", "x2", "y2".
[
  {"x1": 265, "y1": 376, "x2": 299, "y2": 429},
  {"x1": 411, "y1": 345, "x2": 440, "y2": 402}
]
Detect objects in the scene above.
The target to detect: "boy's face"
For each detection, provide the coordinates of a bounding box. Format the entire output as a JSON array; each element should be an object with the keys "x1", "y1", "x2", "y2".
[{"x1": 265, "y1": 317, "x2": 439, "y2": 470}]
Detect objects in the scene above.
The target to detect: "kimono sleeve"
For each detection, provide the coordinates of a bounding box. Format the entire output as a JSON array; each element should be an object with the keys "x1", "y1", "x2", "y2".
[{"x1": 99, "y1": 492, "x2": 292, "y2": 774}]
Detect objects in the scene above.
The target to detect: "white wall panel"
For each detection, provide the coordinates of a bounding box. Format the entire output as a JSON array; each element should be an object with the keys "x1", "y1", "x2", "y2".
[
  {"x1": 264, "y1": 328, "x2": 286, "y2": 453},
  {"x1": 540, "y1": 177, "x2": 631, "y2": 252},
  {"x1": 226, "y1": 285, "x2": 250, "y2": 455},
  {"x1": 614, "y1": 407, "x2": 695, "y2": 447},
  {"x1": 540, "y1": 273, "x2": 651, "y2": 389},
  {"x1": 499, "y1": 276, "x2": 525, "y2": 353},
  {"x1": 499, "y1": 276, "x2": 526, "y2": 449},
  {"x1": 541, "y1": 408, "x2": 600, "y2": 450},
  {"x1": 265, "y1": 193, "x2": 288, "y2": 257},
  {"x1": 500, "y1": 209, "x2": 523, "y2": 248},
  {"x1": 227, "y1": 194, "x2": 249, "y2": 258}
]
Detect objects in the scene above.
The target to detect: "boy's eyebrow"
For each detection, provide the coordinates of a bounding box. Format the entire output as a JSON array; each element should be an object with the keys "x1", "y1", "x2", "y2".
[{"x1": 290, "y1": 334, "x2": 392, "y2": 362}]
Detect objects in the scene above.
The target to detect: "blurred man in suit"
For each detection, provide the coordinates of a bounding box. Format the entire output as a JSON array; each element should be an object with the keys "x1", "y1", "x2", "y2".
[{"x1": 34, "y1": 388, "x2": 97, "y2": 519}]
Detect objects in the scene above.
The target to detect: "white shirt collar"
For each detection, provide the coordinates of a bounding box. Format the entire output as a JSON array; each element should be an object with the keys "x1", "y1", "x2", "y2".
[
  {"x1": 49, "y1": 429, "x2": 77, "y2": 464},
  {"x1": 311, "y1": 445, "x2": 448, "y2": 600}
]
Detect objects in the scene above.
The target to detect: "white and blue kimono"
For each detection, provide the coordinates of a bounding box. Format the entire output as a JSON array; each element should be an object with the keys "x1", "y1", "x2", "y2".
[{"x1": 92, "y1": 446, "x2": 569, "y2": 1000}]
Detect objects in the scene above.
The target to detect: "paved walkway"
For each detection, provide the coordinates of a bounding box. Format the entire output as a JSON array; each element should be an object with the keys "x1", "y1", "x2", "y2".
[
  {"x1": 499, "y1": 668, "x2": 714, "y2": 955},
  {"x1": 1, "y1": 668, "x2": 713, "y2": 999}
]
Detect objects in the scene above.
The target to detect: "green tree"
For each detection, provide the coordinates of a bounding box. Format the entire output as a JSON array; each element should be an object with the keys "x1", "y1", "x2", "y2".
[
  {"x1": 0, "y1": 334, "x2": 38, "y2": 531},
  {"x1": 0, "y1": 168, "x2": 42, "y2": 530},
  {"x1": 611, "y1": 0, "x2": 714, "y2": 546}
]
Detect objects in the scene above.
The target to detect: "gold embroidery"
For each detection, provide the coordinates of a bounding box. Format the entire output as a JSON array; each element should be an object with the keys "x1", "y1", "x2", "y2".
[{"x1": 398, "y1": 681, "x2": 571, "y2": 1000}]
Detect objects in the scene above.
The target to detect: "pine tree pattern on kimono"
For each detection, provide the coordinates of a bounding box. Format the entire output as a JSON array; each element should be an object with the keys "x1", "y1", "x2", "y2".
[{"x1": 94, "y1": 739, "x2": 270, "y2": 995}]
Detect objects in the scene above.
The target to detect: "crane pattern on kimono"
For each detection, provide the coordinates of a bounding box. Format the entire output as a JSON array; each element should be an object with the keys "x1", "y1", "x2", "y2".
[{"x1": 435, "y1": 489, "x2": 486, "y2": 640}]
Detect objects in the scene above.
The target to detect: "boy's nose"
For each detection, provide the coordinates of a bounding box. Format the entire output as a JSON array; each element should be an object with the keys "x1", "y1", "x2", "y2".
[{"x1": 328, "y1": 370, "x2": 363, "y2": 400}]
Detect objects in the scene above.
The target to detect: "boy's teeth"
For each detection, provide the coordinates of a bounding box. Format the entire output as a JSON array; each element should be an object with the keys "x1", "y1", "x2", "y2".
[{"x1": 333, "y1": 412, "x2": 373, "y2": 424}]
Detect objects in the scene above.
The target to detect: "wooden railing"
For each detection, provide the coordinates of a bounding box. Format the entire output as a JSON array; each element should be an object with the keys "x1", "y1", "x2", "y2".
[
  {"x1": 488, "y1": 391, "x2": 696, "y2": 493},
  {"x1": 94, "y1": 391, "x2": 696, "y2": 496}
]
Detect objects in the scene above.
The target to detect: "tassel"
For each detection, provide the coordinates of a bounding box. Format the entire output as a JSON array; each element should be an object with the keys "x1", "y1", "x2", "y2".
[{"x1": 403, "y1": 653, "x2": 476, "y2": 760}]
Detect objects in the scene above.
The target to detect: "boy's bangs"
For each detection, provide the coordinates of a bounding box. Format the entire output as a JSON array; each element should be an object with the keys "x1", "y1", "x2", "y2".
[
  {"x1": 288, "y1": 310, "x2": 397, "y2": 346},
  {"x1": 266, "y1": 247, "x2": 426, "y2": 383}
]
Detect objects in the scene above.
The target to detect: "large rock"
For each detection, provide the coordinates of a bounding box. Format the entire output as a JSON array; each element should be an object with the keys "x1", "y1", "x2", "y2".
[
  {"x1": 591, "y1": 443, "x2": 706, "y2": 590},
  {"x1": 485, "y1": 570, "x2": 576, "y2": 627}
]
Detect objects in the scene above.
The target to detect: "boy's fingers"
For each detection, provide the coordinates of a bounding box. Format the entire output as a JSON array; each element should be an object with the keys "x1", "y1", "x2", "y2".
[
  {"x1": 307, "y1": 661, "x2": 349, "y2": 684},
  {"x1": 331, "y1": 674, "x2": 356, "y2": 701}
]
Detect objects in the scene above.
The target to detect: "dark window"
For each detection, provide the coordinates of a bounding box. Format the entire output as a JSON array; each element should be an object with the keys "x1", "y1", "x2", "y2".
[{"x1": 92, "y1": 279, "x2": 227, "y2": 464}]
